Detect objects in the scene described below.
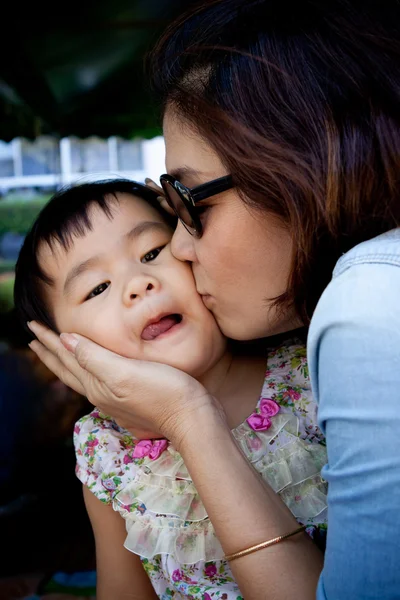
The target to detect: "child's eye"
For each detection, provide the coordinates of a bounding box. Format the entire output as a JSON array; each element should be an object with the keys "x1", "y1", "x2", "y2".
[
  {"x1": 86, "y1": 282, "x2": 109, "y2": 300},
  {"x1": 141, "y1": 246, "x2": 165, "y2": 263}
]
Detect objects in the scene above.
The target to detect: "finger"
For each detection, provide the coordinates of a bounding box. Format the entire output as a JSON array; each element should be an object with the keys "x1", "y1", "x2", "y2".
[
  {"x1": 29, "y1": 340, "x2": 85, "y2": 395},
  {"x1": 28, "y1": 321, "x2": 90, "y2": 392},
  {"x1": 28, "y1": 320, "x2": 67, "y2": 353},
  {"x1": 61, "y1": 333, "x2": 142, "y2": 399}
]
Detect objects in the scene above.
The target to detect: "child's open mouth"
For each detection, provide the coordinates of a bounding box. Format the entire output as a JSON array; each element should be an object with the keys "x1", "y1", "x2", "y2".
[{"x1": 141, "y1": 314, "x2": 183, "y2": 341}]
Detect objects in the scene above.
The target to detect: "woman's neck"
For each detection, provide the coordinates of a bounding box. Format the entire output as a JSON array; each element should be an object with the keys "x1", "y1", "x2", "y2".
[{"x1": 197, "y1": 350, "x2": 267, "y2": 429}]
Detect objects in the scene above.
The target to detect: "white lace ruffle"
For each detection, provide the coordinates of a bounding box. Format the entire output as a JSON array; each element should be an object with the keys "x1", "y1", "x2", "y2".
[
  {"x1": 115, "y1": 468, "x2": 208, "y2": 521},
  {"x1": 120, "y1": 509, "x2": 225, "y2": 563},
  {"x1": 113, "y1": 416, "x2": 327, "y2": 564}
]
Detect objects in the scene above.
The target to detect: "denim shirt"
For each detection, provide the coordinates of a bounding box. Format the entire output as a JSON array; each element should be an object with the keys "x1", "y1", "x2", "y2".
[{"x1": 308, "y1": 229, "x2": 400, "y2": 599}]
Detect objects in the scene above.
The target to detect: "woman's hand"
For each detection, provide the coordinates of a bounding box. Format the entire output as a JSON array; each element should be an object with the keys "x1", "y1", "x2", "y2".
[{"x1": 27, "y1": 321, "x2": 220, "y2": 446}]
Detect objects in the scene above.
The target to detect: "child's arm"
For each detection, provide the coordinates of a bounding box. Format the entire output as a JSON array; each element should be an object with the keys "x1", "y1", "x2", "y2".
[{"x1": 83, "y1": 485, "x2": 158, "y2": 600}]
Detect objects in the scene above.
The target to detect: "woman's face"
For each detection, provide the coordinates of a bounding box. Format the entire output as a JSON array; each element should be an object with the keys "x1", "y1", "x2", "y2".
[{"x1": 163, "y1": 108, "x2": 302, "y2": 340}]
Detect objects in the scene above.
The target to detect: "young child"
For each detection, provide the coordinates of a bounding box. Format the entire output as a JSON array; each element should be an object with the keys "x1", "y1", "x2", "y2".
[{"x1": 14, "y1": 179, "x2": 327, "y2": 600}]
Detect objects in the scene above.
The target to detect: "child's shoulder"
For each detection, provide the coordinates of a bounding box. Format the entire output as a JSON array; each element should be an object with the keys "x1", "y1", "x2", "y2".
[
  {"x1": 258, "y1": 337, "x2": 321, "y2": 444},
  {"x1": 74, "y1": 408, "x2": 135, "y2": 452},
  {"x1": 74, "y1": 408, "x2": 131, "y2": 440},
  {"x1": 264, "y1": 337, "x2": 308, "y2": 381},
  {"x1": 232, "y1": 338, "x2": 328, "y2": 533},
  {"x1": 262, "y1": 338, "x2": 312, "y2": 410},
  {"x1": 73, "y1": 409, "x2": 145, "y2": 504}
]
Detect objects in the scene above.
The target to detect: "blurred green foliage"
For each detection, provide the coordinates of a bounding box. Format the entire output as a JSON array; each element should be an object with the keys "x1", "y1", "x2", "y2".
[
  {"x1": 0, "y1": 195, "x2": 50, "y2": 236},
  {"x1": 0, "y1": 259, "x2": 16, "y2": 274},
  {"x1": 0, "y1": 276, "x2": 14, "y2": 312}
]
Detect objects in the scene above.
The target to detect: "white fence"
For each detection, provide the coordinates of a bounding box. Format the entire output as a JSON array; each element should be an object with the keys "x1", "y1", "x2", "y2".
[{"x1": 0, "y1": 135, "x2": 166, "y2": 192}]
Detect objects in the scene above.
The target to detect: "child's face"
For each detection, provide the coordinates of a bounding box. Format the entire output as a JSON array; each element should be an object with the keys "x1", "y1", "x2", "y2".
[{"x1": 39, "y1": 193, "x2": 226, "y2": 377}]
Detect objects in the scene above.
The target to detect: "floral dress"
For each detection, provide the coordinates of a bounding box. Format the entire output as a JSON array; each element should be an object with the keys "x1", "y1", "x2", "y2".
[{"x1": 74, "y1": 340, "x2": 327, "y2": 600}]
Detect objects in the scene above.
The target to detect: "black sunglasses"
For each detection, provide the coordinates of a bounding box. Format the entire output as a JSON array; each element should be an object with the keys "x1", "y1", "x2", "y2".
[{"x1": 159, "y1": 174, "x2": 233, "y2": 237}]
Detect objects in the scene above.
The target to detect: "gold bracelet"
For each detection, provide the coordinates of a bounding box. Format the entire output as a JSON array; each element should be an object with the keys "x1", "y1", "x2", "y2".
[{"x1": 224, "y1": 525, "x2": 307, "y2": 562}]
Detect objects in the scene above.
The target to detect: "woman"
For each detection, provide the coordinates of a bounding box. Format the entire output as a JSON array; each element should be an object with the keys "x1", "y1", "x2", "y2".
[{"x1": 28, "y1": 1, "x2": 400, "y2": 598}]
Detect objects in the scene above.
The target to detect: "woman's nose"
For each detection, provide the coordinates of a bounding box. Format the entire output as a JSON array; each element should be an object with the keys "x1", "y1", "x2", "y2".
[
  {"x1": 170, "y1": 220, "x2": 197, "y2": 262},
  {"x1": 123, "y1": 274, "x2": 160, "y2": 306}
]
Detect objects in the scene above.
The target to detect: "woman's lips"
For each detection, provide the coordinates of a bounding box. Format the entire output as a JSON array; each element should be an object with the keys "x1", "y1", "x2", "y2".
[{"x1": 141, "y1": 314, "x2": 182, "y2": 341}]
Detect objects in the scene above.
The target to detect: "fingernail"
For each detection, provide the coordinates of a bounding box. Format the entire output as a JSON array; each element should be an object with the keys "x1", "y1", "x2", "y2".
[
  {"x1": 144, "y1": 177, "x2": 151, "y2": 184},
  {"x1": 27, "y1": 321, "x2": 33, "y2": 330},
  {"x1": 60, "y1": 333, "x2": 79, "y2": 352}
]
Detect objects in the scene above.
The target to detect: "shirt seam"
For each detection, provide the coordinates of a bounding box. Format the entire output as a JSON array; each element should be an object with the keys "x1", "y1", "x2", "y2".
[{"x1": 334, "y1": 254, "x2": 400, "y2": 277}]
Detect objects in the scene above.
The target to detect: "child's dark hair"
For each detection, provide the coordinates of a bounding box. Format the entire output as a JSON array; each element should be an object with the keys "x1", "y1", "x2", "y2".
[{"x1": 14, "y1": 179, "x2": 173, "y2": 334}]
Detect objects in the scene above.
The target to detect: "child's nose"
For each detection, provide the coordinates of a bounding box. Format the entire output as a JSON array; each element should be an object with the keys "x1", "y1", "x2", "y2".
[{"x1": 123, "y1": 275, "x2": 160, "y2": 305}]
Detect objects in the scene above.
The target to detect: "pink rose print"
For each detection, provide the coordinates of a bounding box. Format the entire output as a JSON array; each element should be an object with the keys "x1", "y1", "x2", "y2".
[
  {"x1": 204, "y1": 564, "x2": 217, "y2": 578},
  {"x1": 282, "y1": 388, "x2": 301, "y2": 403},
  {"x1": 250, "y1": 436, "x2": 263, "y2": 451},
  {"x1": 246, "y1": 413, "x2": 272, "y2": 431},
  {"x1": 172, "y1": 569, "x2": 183, "y2": 582},
  {"x1": 123, "y1": 453, "x2": 134, "y2": 465},
  {"x1": 85, "y1": 437, "x2": 99, "y2": 457},
  {"x1": 203, "y1": 594, "x2": 212, "y2": 600},
  {"x1": 259, "y1": 398, "x2": 280, "y2": 417}
]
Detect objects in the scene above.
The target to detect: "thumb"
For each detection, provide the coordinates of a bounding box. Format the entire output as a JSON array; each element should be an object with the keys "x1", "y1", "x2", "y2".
[{"x1": 60, "y1": 333, "x2": 136, "y2": 388}]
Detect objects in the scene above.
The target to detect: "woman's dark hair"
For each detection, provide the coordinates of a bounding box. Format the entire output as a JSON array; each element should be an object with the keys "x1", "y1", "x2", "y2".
[
  {"x1": 150, "y1": 0, "x2": 400, "y2": 321},
  {"x1": 14, "y1": 179, "x2": 174, "y2": 333}
]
